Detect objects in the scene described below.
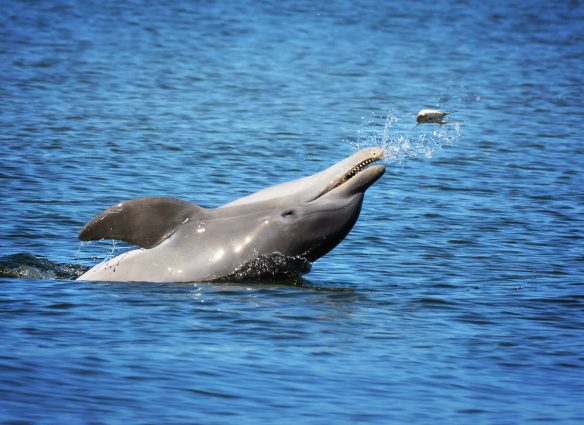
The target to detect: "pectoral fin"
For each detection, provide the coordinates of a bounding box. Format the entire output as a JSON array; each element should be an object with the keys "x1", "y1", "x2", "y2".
[{"x1": 79, "y1": 197, "x2": 203, "y2": 248}]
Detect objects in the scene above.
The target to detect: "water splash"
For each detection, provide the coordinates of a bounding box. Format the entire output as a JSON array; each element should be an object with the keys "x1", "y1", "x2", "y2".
[
  {"x1": 349, "y1": 107, "x2": 462, "y2": 164},
  {"x1": 75, "y1": 239, "x2": 135, "y2": 266}
]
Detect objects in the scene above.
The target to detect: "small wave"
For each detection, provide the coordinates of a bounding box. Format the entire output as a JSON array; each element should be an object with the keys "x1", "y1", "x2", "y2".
[{"x1": 0, "y1": 253, "x2": 88, "y2": 280}]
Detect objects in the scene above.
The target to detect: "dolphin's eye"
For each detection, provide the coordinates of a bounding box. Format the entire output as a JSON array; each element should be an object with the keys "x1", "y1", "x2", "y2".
[{"x1": 282, "y1": 210, "x2": 295, "y2": 218}]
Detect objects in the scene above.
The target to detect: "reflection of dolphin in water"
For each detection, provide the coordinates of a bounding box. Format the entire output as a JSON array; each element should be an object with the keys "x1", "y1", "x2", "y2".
[{"x1": 77, "y1": 148, "x2": 385, "y2": 282}]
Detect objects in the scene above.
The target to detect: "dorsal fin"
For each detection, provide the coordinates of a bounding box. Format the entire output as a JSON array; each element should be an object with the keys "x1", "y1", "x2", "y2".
[{"x1": 79, "y1": 197, "x2": 203, "y2": 248}]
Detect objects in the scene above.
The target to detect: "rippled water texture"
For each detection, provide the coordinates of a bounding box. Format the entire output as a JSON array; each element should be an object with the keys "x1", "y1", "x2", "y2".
[{"x1": 1, "y1": 0, "x2": 583, "y2": 423}]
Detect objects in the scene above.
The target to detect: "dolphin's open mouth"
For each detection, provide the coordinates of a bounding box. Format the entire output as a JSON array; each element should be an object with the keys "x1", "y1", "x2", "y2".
[
  {"x1": 335, "y1": 155, "x2": 382, "y2": 188},
  {"x1": 318, "y1": 148, "x2": 385, "y2": 197}
]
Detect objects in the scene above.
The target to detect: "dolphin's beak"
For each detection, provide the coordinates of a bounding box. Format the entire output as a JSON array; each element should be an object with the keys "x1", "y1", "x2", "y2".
[
  {"x1": 313, "y1": 147, "x2": 385, "y2": 199},
  {"x1": 320, "y1": 164, "x2": 385, "y2": 199},
  {"x1": 342, "y1": 164, "x2": 385, "y2": 195}
]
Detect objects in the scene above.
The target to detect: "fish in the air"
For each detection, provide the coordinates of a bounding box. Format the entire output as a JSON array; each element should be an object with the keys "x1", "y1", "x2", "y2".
[{"x1": 416, "y1": 109, "x2": 454, "y2": 126}]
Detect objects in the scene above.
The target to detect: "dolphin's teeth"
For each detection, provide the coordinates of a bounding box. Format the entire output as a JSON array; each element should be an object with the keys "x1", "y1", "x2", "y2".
[{"x1": 335, "y1": 154, "x2": 381, "y2": 190}]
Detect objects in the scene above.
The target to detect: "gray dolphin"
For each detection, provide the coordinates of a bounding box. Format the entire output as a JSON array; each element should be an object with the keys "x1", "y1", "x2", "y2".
[{"x1": 77, "y1": 148, "x2": 385, "y2": 282}]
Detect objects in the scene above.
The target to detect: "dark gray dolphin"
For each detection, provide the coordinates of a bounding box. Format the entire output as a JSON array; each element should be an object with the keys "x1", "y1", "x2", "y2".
[{"x1": 77, "y1": 148, "x2": 385, "y2": 282}]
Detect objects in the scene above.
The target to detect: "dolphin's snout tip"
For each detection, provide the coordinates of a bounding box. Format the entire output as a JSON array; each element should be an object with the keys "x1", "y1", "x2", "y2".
[{"x1": 368, "y1": 147, "x2": 385, "y2": 161}]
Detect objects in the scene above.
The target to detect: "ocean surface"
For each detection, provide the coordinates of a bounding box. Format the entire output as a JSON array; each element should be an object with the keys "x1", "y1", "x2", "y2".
[{"x1": 1, "y1": 0, "x2": 583, "y2": 423}]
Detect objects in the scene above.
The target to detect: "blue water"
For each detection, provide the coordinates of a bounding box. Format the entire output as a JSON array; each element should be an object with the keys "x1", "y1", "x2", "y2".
[{"x1": 1, "y1": 0, "x2": 583, "y2": 423}]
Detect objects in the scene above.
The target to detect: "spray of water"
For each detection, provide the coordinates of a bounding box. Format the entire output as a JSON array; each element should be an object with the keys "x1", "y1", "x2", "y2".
[
  {"x1": 75, "y1": 239, "x2": 133, "y2": 267},
  {"x1": 349, "y1": 107, "x2": 462, "y2": 164}
]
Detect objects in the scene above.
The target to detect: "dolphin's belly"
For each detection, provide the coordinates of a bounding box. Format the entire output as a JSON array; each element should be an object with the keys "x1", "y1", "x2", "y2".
[
  {"x1": 76, "y1": 249, "x2": 169, "y2": 282},
  {"x1": 77, "y1": 239, "x2": 246, "y2": 283}
]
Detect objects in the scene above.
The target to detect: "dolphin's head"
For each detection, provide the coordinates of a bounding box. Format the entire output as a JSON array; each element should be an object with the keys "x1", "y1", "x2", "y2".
[
  {"x1": 268, "y1": 157, "x2": 385, "y2": 262},
  {"x1": 216, "y1": 148, "x2": 385, "y2": 276}
]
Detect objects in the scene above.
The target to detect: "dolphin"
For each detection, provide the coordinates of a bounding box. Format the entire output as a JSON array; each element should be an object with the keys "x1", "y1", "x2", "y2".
[{"x1": 76, "y1": 148, "x2": 385, "y2": 282}]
